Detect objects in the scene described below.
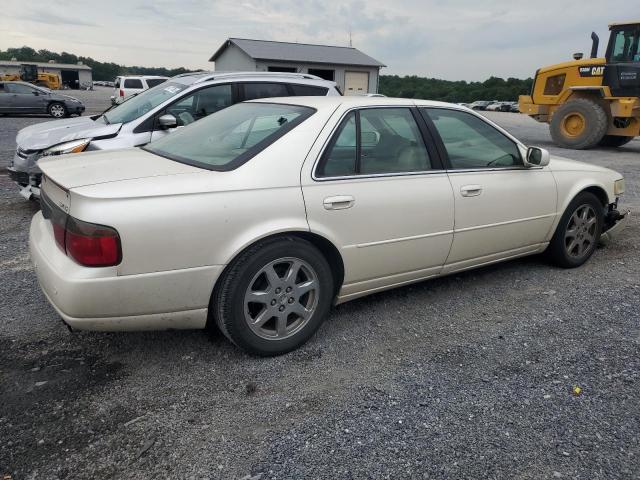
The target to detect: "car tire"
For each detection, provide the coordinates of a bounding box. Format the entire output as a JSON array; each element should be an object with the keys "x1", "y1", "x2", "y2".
[
  {"x1": 598, "y1": 135, "x2": 634, "y2": 148},
  {"x1": 211, "y1": 236, "x2": 334, "y2": 356},
  {"x1": 547, "y1": 192, "x2": 604, "y2": 268},
  {"x1": 549, "y1": 98, "x2": 608, "y2": 149},
  {"x1": 48, "y1": 102, "x2": 67, "y2": 119}
]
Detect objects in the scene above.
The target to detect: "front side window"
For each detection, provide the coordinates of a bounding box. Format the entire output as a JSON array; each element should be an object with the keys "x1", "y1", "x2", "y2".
[
  {"x1": 610, "y1": 27, "x2": 640, "y2": 63},
  {"x1": 243, "y1": 83, "x2": 289, "y2": 101},
  {"x1": 124, "y1": 78, "x2": 144, "y2": 89},
  {"x1": 166, "y1": 84, "x2": 234, "y2": 126},
  {"x1": 317, "y1": 108, "x2": 432, "y2": 177},
  {"x1": 144, "y1": 102, "x2": 314, "y2": 171},
  {"x1": 103, "y1": 82, "x2": 188, "y2": 124},
  {"x1": 7, "y1": 83, "x2": 35, "y2": 94},
  {"x1": 422, "y1": 108, "x2": 522, "y2": 169}
]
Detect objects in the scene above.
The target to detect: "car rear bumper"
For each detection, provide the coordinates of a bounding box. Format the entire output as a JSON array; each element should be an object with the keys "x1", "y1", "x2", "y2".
[{"x1": 29, "y1": 212, "x2": 223, "y2": 331}]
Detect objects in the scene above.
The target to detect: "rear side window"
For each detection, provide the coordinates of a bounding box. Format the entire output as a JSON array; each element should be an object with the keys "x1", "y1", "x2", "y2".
[
  {"x1": 318, "y1": 112, "x2": 357, "y2": 177},
  {"x1": 422, "y1": 108, "x2": 522, "y2": 169},
  {"x1": 146, "y1": 78, "x2": 167, "y2": 88},
  {"x1": 289, "y1": 84, "x2": 329, "y2": 96},
  {"x1": 243, "y1": 83, "x2": 289, "y2": 101},
  {"x1": 124, "y1": 79, "x2": 144, "y2": 89},
  {"x1": 317, "y1": 108, "x2": 432, "y2": 177}
]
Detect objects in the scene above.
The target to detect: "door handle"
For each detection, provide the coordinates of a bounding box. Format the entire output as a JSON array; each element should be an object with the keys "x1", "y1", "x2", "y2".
[
  {"x1": 323, "y1": 195, "x2": 355, "y2": 210},
  {"x1": 460, "y1": 185, "x2": 483, "y2": 197}
]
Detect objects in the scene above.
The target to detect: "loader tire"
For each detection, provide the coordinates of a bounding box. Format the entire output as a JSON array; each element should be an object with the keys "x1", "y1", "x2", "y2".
[
  {"x1": 550, "y1": 98, "x2": 608, "y2": 150},
  {"x1": 598, "y1": 135, "x2": 634, "y2": 148}
]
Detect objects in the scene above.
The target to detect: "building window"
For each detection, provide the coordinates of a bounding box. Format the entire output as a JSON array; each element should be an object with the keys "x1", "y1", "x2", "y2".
[
  {"x1": 308, "y1": 68, "x2": 335, "y2": 81},
  {"x1": 268, "y1": 66, "x2": 297, "y2": 73}
]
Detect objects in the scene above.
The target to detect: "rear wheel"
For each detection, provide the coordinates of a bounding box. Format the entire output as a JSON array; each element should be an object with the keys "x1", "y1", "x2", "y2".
[
  {"x1": 48, "y1": 102, "x2": 67, "y2": 118},
  {"x1": 550, "y1": 98, "x2": 608, "y2": 149},
  {"x1": 598, "y1": 135, "x2": 634, "y2": 147},
  {"x1": 211, "y1": 236, "x2": 334, "y2": 356},
  {"x1": 547, "y1": 192, "x2": 604, "y2": 268}
]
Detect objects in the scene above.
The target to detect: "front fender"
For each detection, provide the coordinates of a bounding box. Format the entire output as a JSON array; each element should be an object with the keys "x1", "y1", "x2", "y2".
[{"x1": 546, "y1": 171, "x2": 616, "y2": 241}]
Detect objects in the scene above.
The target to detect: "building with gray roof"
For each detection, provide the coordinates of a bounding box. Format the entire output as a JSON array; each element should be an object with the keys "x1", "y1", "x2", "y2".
[
  {"x1": 210, "y1": 38, "x2": 385, "y2": 95},
  {"x1": 0, "y1": 60, "x2": 92, "y2": 89}
]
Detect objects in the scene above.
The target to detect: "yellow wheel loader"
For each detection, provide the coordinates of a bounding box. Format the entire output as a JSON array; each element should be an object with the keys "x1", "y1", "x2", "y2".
[
  {"x1": 0, "y1": 64, "x2": 61, "y2": 90},
  {"x1": 519, "y1": 22, "x2": 640, "y2": 149}
]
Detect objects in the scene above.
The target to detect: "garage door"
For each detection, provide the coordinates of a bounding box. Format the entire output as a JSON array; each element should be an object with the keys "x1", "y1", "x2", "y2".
[{"x1": 344, "y1": 71, "x2": 369, "y2": 95}]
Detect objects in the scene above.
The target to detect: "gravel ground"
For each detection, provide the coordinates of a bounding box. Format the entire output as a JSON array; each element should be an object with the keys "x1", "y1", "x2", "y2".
[{"x1": 0, "y1": 92, "x2": 638, "y2": 479}]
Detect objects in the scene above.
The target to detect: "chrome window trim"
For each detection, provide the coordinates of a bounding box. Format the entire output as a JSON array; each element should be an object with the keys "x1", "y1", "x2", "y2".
[
  {"x1": 311, "y1": 104, "x2": 437, "y2": 182},
  {"x1": 446, "y1": 166, "x2": 543, "y2": 174}
]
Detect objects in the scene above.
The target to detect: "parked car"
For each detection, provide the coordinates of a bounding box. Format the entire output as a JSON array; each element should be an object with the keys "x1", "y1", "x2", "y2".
[
  {"x1": 111, "y1": 75, "x2": 169, "y2": 104},
  {"x1": 486, "y1": 102, "x2": 512, "y2": 112},
  {"x1": 30, "y1": 96, "x2": 628, "y2": 356},
  {"x1": 0, "y1": 81, "x2": 85, "y2": 119},
  {"x1": 9, "y1": 72, "x2": 340, "y2": 199},
  {"x1": 469, "y1": 100, "x2": 492, "y2": 111},
  {"x1": 509, "y1": 102, "x2": 521, "y2": 113}
]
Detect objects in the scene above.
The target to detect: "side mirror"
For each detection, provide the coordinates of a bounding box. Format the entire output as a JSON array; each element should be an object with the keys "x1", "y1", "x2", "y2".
[
  {"x1": 525, "y1": 146, "x2": 550, "y2": 167},
  {"x1": 158, "y1": 113, "x2": 178, "y2": 129}
]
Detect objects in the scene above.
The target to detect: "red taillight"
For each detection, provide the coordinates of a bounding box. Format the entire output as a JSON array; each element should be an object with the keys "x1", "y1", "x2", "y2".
[
  {"x1": 52, "y1": 223, "x2": 66, "y2": 250},
  {"x1": 119, "y1": 89, "x2": 124, "y2": 97},
  {"x1": 64, "y1": 217, "x2": 121, "y2": 267},
  {"x1": 42, "y1": 192, "x2": 121, "y2": 267}
]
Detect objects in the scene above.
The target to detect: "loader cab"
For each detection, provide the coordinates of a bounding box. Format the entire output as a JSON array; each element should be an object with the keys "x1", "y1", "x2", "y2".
[
  {"x1": 604, "y1": 22, "x2": 640, "y2": 97},
  {"x1": 20, "y1": 64, "x2": 38, "y2": 83}
]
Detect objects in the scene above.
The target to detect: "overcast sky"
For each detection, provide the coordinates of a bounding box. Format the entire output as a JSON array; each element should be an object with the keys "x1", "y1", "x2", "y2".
[{"x1": 0, "y1": 0, "x2": 627, "y2": 81}]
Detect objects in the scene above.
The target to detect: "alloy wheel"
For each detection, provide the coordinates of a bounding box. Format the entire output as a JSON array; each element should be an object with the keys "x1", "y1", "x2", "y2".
[
  {"x1": 50, "y1": 104, "x2": 66, "y2": 118},
  {"x1": 564, "y1": 204, "x2": 597, "y2": 258},
  {"x1": 243, "y1": 257, "x2": 319, "y2": 340}
]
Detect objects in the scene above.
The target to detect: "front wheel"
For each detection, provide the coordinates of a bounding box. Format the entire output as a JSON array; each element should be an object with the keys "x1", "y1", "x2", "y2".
[
  {"x1": 48, "y1": 102, "x2": 67, "y2": 118},
  {"x1": 547, "y1": 192, "x2": 604, "y2": 268},
  {"x1": 211, "y1": 236, "x2": 334, "y2": 356}
]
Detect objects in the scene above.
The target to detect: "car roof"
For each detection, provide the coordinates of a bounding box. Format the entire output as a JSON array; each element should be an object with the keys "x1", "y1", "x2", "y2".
[
  {"x1": 250, "y1": 95, "x2": 465, "y2": 111},
  {"x1": 117, "y1": 75, "x2": 169, "y2": 79}
]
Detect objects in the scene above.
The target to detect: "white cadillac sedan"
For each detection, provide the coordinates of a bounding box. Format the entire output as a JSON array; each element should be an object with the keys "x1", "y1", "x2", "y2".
[{"x1": 30, "y1": 97, "x2": 628, "y2": 356}]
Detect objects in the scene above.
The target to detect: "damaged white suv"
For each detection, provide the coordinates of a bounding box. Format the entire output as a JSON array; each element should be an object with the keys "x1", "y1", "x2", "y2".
[{"x1": 9, "y1": 71, "x2": 340, "y2": 199}]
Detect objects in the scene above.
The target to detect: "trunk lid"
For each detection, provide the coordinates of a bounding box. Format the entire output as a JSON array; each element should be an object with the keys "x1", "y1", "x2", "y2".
[{"x1": 38, "y1": 147, "x2": 202, "y2": 190}]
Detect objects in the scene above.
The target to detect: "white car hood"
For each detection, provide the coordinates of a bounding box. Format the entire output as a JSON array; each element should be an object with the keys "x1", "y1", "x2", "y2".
[
  {"x1": 38, "y1": 148, "x2": 201, "y2": 189},
  {"x1": 16, "y1": 116, "x2": 122, "y2": 151}
]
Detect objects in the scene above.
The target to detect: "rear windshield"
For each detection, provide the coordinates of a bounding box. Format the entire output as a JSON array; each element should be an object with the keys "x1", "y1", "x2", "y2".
[
  {"x1": 103, "y1": 82, "x2": 187, "y2": 124},
  {"x1": 145, "y1": 78, "x2": 167, "y2": 88},
  {"x1": 144, "y1": 102, "x2": 315, "y2": 171}
]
